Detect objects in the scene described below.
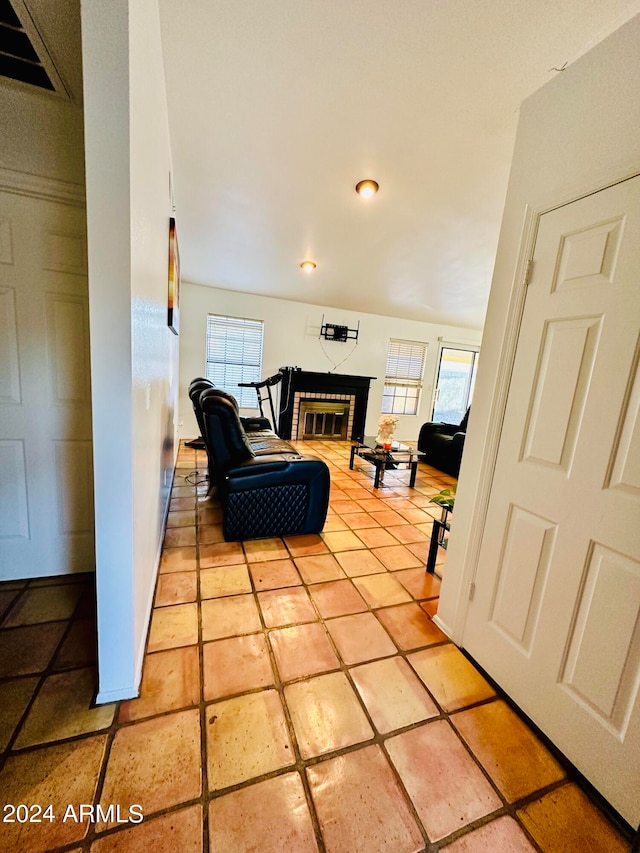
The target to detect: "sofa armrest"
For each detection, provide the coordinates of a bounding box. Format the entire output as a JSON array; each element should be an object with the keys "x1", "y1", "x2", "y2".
[{"x1": 241, "y1": 416, "x2": 272, "y2": 432}]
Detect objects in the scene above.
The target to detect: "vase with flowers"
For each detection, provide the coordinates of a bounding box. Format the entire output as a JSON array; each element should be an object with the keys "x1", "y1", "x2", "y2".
[{"x1": 376, "y1": 413, "x2": 398, "y2": 450}]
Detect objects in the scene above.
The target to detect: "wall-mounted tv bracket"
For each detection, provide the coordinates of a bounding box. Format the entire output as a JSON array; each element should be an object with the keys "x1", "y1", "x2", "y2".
[{"x1": 320, "y1": 316, "x2": 360, "y2": 342}]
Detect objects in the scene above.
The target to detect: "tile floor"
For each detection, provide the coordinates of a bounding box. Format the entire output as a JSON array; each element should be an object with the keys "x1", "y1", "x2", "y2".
[{"x1": 0, "y1": 440, "x2": 634, "y2": 852}]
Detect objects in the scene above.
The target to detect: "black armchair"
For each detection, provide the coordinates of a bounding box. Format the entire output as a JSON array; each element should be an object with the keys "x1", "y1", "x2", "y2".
[
  {"x1": 199, "y1": 387, "x2": 330, "y2": 541},
  {"x1": 417, "y1": 408, "x2": 470, "y2": 478}
]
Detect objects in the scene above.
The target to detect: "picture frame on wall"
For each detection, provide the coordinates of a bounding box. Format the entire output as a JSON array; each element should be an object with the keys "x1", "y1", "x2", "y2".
[{"x1": 168, "y1": 216, "x2": 180, "y2": 335}]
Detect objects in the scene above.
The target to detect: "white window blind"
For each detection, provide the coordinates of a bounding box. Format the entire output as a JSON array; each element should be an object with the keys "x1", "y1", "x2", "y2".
[
  {"x1": 381, "y1": 339, "x2": 427, "y2": 415},
  {"x1": 205, "y1": 315, "x2": 264, "y2": 408}
]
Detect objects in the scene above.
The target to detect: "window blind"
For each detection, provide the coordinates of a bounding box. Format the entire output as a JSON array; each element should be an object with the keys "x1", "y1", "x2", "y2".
[
  {"x1": 382, "y1": 339, "x2": 427, "y2": 415},
  {"x1": 205, "y1": 315, "x2": 264, "y2": 408}
]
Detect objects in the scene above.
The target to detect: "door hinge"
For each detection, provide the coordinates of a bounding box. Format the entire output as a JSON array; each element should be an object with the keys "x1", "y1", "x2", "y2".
[
  {"x1": 524, "y1": 259, "x2": 534, "y2": 286},
  {"x1": 468, "y1": 581, "x2": 476, "y2": 601}
]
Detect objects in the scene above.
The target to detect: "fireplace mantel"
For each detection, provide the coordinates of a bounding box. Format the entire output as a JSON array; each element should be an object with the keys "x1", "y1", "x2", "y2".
[{"x1": 277, "y1": 367, "x2": 376, "y2": 440}]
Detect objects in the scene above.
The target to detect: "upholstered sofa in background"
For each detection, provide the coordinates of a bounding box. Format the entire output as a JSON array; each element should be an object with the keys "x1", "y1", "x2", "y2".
[
  {"x1": 194, "y1": 385, "x2": 330, "y2": 541},
  {"x1": 417, "y1": 408, "x2": 470, "y2": 478}
]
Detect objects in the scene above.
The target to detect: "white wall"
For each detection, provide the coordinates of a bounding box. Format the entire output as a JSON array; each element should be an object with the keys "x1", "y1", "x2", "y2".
[
  {"x1": 180, "y1": 282, "x2": 481, "y2": 441},
  {"x1": 437, "y1": 14, "x2": 640, "y2": 640},
  {"x1": 82, "y1": 0, "x2": 178, "y2": 702}
]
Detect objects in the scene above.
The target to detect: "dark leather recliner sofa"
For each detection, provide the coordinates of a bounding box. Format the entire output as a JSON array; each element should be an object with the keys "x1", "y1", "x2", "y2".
[
  {"x1": 417, "y1": 408, "x2": 470, "y2": 478},
  {"x1": 197, "y1": 385, "x2": 330, "y2": 541}
]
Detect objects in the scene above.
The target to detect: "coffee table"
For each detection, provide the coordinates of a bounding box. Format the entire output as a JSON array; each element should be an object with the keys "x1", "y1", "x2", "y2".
[{"x1": 349, "y1": 437, "x2": 424, "y2": 489}]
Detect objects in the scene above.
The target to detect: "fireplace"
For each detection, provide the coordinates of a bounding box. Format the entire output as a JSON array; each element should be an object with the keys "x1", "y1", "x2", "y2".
[
  {"x1": 297, "y1": 398, "x2": 353, "y2": 440},
  {"x1": 278, "y1": 368, "x2": 375, "y2": 441}
]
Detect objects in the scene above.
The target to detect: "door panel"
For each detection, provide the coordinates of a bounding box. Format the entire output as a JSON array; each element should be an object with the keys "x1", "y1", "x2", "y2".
[
  {"x1": 463, "y1": 176, "x2": 640, "y2": 826},
  {"x1": 0, "y1": 190, "x2": 94, "y2": 578}
]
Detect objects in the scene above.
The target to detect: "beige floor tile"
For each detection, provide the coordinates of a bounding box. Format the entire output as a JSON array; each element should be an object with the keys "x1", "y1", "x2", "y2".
[
  {"x1": 294, "y1": 553, "x2": 346, "y2": 583},
  {"x1": 284, "y1": 533, "x2": 330, "y2": 557},
  {"x1": 321, "y1": 529, "x2": 366, "y2": 552},
  {"x1": 409, "y1": 644, "x2": 495, "y2": 712},
  {"x1": 258, "y1": 586, "x2": 317, "y2": 627},
  {"x1": 91, "y1": 805, "x2": 202, "y2": 852},
  {"x1": 386, "y1": 720, "x2": 502, "y2": 842},
  {"x1": 442, "y1": 816, "x2": 537, "y2": 852},
  {"x1": 199, "y1": 541, "x2": 245, "y2": 568},
  {"x1": 321, "y1": 514, "x2": 350, "y2": 531},
  {"x1": 326, "y1": 612, "x2": 397, "y2": 664},
  {"x1": 0, "y1": 622, "x2": 67, "y2": 678},
  {"x1": 335, "y1": 548, "x2": 387, "y2": 577},
  {"x1": 206, "y1": 689, "x2": 294, "y2": 790},
  {"x1": 342, "y1": 485, "x2": 375, "y2": 499},
  {"x1": 387, "y1": 524, "x2": 429, "y2": 544},
  {"x1": 308, "y1": 579, "x2": 368, "y2": 618},
  {"x1": 330, "y1": 499, "x2": 361, "y2": 514},
  {"x1": 3, "y1": 584, "x2": 83, "y2": 626},
  {"x1": 203, "y1": 633, "x2": 274, "y2": 700},
  {"x1": 53, "y1": 617, "x2": 97, "y2": 670},
  {"x1": 201, "y1": 594, "x2": 262, "y2": 641},
  {"x1": 0, "y1": 735, "x2": 107, "y2": 851},
  {"x1": 285, "y1": 671, "x2": 374, "y2": 758},
  {"x1": 200, "y1": 565, "x2": 252, "y2": 598},
  {"x1": 353, "y1": 526, "x2": 400, "y2": 548},
  {"x1": 169, "y1": 496, "x2": 196, "y2": 512},
  {"x1": 396, "y1": 507, "x2": 433, "y2": 525},
  {"x1": 356, "y1": 497, "x2": 384, "y2": 512},
  {"x1": 198, "y1": 523, "x2": 225, "y2": 544},
  {"x1": 209, "y1": 773, "x2": 319, "y2": 853},
  {"x1": 452, "y1": 700, "x2": 565, "y2": 802},
  {"x1": 372, "y1": 544, "x2": 423, "y2": 571},
  {"x1": 163, "y1": 526, "x2": 197, "y2": 548},
  {"x1": 517, "y1": 784, "x2": 630, "y2": 853},
  {"x1": 395, "y1": 567, "x2": 441, "y2": 599},
  {"x1": 368, "y1": 508, "x2": 407, "y2": 526},
  {"x1": 249, "y1": 558, "x2": 302, "y2": 590},
  {"x1": 147, "y1": 602, "x2": 199, "y2": 652},
  {"x1": 306, "y1": 745, "x2": 423, "y2": 853},
  {"x1": 98, "y1": 712, "x2": 200, "y2": 829},
  {"x1": 159, "y1": 546, "x2": 197, "y2": 573},
  {"x1": 405, "y1": 541, "x2": 429, "y2": 563},
  {"x1": 421, "y1": 599, "x2": 439, "y2": 617},
  {"x1": 197, "y1": 505, "x2": 223, "y2": 525},
  {"x1": 244, "y1": 538, "x2": 289, "y2": 562},
  {"x1": 353, "y1": 573, "x2": 412, "y2": 607},
  {"x1": 343, "y1": 511, "x2": 381, "y2": 530},
  {"x1": 376, "y1": 603, "x2": 448, "y2": 650},
  {"x1": 154, "y1": 571, "x2": 198, "y2": 607},
  {"x1": 0, "y1": 676, "x2": 39, "y2": 750},
  {"x1": 166, "y1": 509, "x2": 196, "y2": 528},
  {"x1": 119, "y1": 646, "x2": 200, "y2": 722},
  {"x1": 269, "y1": 622, "x2": 339, "y2": 681},
  {"x1": 350, "y1": 657, "x2": 439, "y2": 733},
  {"x1": 14, "y1": 667, "x2": 115, "y2": 748}
]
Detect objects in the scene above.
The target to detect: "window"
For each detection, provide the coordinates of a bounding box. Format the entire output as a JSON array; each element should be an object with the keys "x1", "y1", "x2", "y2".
[
  {"x1": 381, "y1": 339, "x2": 427, "y2": 415},
  {"x1": 432, "y1": 344, "x2": 480, "y2": 424},
  {"x1": 205, "y1": 315, "x2": 264, "y2": 408}
]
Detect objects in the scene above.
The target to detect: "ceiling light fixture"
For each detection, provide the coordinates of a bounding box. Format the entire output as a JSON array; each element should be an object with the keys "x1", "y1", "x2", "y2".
[
  {"x1": 355, "y1": 179, "x2": 379, "y2": 198},
  {"x1": 300, "y1": 260, "x2": 317, "y2": 271}
]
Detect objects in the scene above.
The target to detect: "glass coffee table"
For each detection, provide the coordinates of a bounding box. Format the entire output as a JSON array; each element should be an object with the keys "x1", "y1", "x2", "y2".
[{"x1": 349, "y1": 437, "x2": 424, "y2": 489}]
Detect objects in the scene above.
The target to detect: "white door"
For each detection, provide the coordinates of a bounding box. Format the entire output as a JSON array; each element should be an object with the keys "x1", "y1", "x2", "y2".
[
  {"x1": 462, "y1": 175, "x2": 640, "y2": 826},
  {"x1": 0, "y1": 189, "x2": 94, "y2": 580}
]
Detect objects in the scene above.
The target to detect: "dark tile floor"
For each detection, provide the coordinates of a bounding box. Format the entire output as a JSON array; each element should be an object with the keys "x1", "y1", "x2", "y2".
[{"x1": 0, "y1": 440, "x2": 633, "y2": 852}]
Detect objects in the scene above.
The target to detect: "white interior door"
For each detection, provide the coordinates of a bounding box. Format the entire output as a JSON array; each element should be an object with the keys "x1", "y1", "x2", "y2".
[
  {"x1": 0, "y1": 189, "x2": 94, "y2": 579},
  {"x1": 462, "y1": 175, "x2": 640, "y2": 826}
]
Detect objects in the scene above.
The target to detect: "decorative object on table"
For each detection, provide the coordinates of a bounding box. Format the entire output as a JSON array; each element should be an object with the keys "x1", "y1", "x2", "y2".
[
  {"x1": 167, "y1": 216, "x2": 180, "y2": 335},
  {"x1": 376, "y1": 413, "x2": 398, "y2": 449}
]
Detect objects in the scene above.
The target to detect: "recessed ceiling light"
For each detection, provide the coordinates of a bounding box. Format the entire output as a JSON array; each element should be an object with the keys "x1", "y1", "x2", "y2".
[
  {"x1": 300, "y1": 260, "x2": 317, "y2": 271},
  {"x1": 355, "y1": 179, "x2": 379, "y2": 198}
]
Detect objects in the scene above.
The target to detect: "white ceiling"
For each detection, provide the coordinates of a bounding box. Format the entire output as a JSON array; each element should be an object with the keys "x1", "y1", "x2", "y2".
[{"x1": 26, "y1": 1, "x2": 640, "y2": 330}]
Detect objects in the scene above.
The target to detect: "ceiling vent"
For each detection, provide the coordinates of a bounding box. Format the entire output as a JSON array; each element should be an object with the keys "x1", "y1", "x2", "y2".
[{"x1": 0, "y1": 0, "x2": 66, "y2": 93}]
